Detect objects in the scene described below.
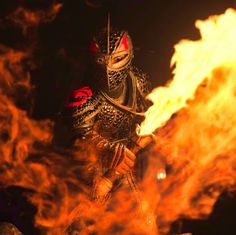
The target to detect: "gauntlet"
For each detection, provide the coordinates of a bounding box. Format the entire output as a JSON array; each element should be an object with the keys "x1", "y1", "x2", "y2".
[{"x1": 92, "y1": 143, "x2": 136, "y2": 202}]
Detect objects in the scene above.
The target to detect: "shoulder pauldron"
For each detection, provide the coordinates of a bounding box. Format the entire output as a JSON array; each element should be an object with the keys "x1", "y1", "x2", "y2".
[{"x1": 64, "y1": 86, "x2": 101, "y2": 130}]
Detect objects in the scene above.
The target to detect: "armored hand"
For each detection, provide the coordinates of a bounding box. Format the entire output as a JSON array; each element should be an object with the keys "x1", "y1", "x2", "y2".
[
  {"x1": 92, "y1": 144, "x2": 136, "y2": 203},
  {"x1": 92, "y1": 177, "x2": 113, "y2": 203}
]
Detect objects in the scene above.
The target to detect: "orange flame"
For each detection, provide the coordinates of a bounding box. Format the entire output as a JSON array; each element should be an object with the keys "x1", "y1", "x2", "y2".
[
  {"x1": 138, "y1": 8, "x2": 236, "y2": 234},
  {"x1": 0, "y1": 5, "x2": 236, "y2": 235},
  {"x1": 9, "y1": 3, "x2": 63, "y2": 34},
  {"x1": 139, "y1": 8, "x2": 236, "y2": 136}
]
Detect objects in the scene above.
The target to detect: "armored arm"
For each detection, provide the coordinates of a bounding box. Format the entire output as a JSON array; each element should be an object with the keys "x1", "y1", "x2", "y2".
[{"x1": 64, "y1": 87, "x2": 118, "y2": 151}]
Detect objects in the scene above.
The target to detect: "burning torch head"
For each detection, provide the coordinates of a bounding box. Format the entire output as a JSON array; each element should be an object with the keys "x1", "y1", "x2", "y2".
[{"x1": 89, "y1": 28, "x2": 134, "y2": 91}]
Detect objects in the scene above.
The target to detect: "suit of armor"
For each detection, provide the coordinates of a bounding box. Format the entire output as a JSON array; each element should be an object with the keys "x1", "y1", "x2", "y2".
[{"x1": 63, "y1": 28, "x2": 150, "y2": 202}]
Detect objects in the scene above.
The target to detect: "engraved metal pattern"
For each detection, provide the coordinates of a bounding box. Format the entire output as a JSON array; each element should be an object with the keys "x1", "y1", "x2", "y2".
[
  {"x1": 70, "y1": 95, "x2": 101, "y2": 129},
  {"x1": 96, "y1": 29, "x2": 124, "y2": 54},
  {"x1": 131, "y1": 66, "x2": 151, "y2": 97},
  {"x1": 98, "y1": 98, "x2": 133, "y2": 136},
  {"x1": 68, "y1": 68, "x2": 150, "y2": 136},
  {"x1": 107, "y1": 66, "x2": 129, "y2": 91}
]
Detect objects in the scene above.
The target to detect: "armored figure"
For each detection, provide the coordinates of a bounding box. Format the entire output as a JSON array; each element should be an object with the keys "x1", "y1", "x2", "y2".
[{"x1": 63, "y1": 28, "x2": 151, "y2": 202}]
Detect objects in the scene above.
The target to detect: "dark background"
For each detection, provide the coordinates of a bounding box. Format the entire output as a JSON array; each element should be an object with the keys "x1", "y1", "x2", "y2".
[{"x1": 0, "y1": 0, "x2": 236, "y2": 234}]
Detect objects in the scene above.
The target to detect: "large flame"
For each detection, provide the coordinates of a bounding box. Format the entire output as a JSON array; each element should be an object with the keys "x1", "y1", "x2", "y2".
[
  {"x1": 139, "y1": 8, "x2": 236, "y2": 234},
  {"x1": 140, "y1": 8, "x2": 236, "y2": 136}
]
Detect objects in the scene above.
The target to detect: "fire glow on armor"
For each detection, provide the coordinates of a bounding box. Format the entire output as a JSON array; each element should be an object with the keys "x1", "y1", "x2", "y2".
[
  {"x1": 139, "y1": 8, "x2": 236, "y2": 136},
  {"x1": 0, "y1": 5, "x2": 236, "y2": 235}
]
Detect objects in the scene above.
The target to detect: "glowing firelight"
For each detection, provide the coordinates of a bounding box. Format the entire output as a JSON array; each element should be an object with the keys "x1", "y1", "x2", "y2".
[
  {"x1": 1, "y1": 5, "x2": 236, "y2": 235},
  {"x1": 157, "y1": 168, "x2": 166, "y2": 180},
  {"x1": 139, "y1": 8, "x2": 236, "y2": 136}
]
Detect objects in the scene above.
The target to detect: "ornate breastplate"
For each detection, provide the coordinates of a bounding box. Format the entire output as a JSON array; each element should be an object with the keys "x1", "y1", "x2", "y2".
[
  {"x1": 63, "y1": 67, "x2": 150, "y2": 144},
  {"x1": 96, "y1": 71, "x2": 149, "y2": 141},
  {"x1": 98, "y1": 97, "x2": 135, "y2": 139}
]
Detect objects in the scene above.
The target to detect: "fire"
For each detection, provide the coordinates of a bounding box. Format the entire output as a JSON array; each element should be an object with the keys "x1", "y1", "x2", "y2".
[
  {"x1": 0, "y1": 4, "x2": 236, "y2": 235},
  {"x1": 139, "y1": 8, "x2": 236, "y2": 136},
  {"x1": 9, "y1": 3, "x2": 63, "y2": 32},
  {"x1": 139, "y1": 8, "x2": 236, "y2": 234}
]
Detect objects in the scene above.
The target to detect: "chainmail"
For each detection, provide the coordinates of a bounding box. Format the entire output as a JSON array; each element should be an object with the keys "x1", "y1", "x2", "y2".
[
  {"x1": 107, "y1": 66, "x2": 129, "y2": 91},
  {"x1": 95, "y1": 29, "x2": 125, "y2": 54}
]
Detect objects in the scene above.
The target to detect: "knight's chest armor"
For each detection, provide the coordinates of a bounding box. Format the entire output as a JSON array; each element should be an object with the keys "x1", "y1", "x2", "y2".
[
  {"x1": 98, "y1": 98, "x2": 135, "y2": 137},
  {"x1": 95, "y1": 72, "x2": 149, "y2": 140},
  {"x1": 64, "y1": 68, "x2": 150, "y2": 143}
]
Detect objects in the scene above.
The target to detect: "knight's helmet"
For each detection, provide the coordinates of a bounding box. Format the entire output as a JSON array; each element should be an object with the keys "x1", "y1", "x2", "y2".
[{"x1": 89, "y1": 26, "x2": 134, "y2": 91}]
